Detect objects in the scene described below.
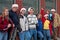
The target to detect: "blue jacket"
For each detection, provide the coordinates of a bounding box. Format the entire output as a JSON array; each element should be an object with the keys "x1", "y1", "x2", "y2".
[
  {"x1": 48, "y1": 13, "x2": 53, "y2": 21},
  {"x1": 37, "y1": 19, "x2": 43, "y2": 31},
  {"x1": 9, "y1": 10, "x2": 19, "y2": 25}
]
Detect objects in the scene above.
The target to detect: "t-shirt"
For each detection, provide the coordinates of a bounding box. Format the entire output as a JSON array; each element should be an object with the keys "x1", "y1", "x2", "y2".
[{"x1": 44, "y1": 20, "x2": 50, "y2": 30}]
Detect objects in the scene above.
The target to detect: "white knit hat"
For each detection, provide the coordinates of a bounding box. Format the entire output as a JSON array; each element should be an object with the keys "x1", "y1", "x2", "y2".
[
  {"x1": 12, "y1": 4, "x2": 18, "y2": 8},
  {"x1": 28, "y1": 7, "x2": 34, "y2": 12},
  {"x1": 51, "y1": 9, "x2": 56, "y2": 12},
  {"x1": 44, "y1": 14, "x2": 48, "y2": 17},
  {"x1": 20, "y1": 8, "x2": 26, "y2": 12}
]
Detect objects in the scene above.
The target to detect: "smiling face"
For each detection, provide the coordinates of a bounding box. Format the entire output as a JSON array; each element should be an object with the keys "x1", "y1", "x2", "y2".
[
  {"x1": 46, "y1": 10, "x2": 49, "y2": 14},
  {"x1": 4, "y1": 9, "x2": 9, "y2": 16},
  {"x1": 29, "y1": 8, "x2": 34, "y2": 15},
  {"x1": 12, "y1": 7, "x2": 18, "y2": 12},
  {"x1": 45, "y1": 16, "x2": 48, "y2": 19},
  {"x1": 51, "y1": 11, "x2": 55, "y2": 15},
  {"x1": 21, "y1": 10, "x2": 26, "y2": 15},
  {"x1": 2, "y1": 8, "x2": 9, "y2": 17},
  {"x1": 37, "y1": 14, "x2": 42, "y2": 19}
]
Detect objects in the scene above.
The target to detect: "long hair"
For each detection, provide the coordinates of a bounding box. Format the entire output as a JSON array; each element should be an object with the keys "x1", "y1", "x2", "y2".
[{"x1": 2, "y1": 7, "x2": 9, "y2": 20}]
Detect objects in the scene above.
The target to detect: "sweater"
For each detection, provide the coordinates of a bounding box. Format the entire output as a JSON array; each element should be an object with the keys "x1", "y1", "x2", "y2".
[{"x1": 27, "y1": 14, "x2": 38, "y2": 29}]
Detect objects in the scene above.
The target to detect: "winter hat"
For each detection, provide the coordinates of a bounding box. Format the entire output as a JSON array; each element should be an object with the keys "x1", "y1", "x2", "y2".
[
  {"x1": 51, "y1": 9, "x2": 56, "y2": 12},
  {"x1": 20, "y1": 8, "x2": 26, "y2": 12},
  {"x1": 44, "y1": 14, "x2": 48, "y2": 17},
  {"x1": 12, "y1": 4, "x2": 18, "y2": 8}
]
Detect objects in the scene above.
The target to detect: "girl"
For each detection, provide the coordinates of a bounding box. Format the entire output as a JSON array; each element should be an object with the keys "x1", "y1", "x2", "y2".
[
  {"x1": 0, "y1": 7, "x2": 13, "y2": 40},
  {"x1": 37, "y1": 14, "x2": 44, "y2": 40},
  {"x1": 43, "y1": 14, "x2": 51, "y2": 40},
  {"x1": 18, "y1": 8, "x2": 31, "y2": 40}
]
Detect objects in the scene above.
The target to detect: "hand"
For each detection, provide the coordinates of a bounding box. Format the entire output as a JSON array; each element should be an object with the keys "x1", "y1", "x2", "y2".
[
  {"x1": 41, "y1": 8, "x2": 44, "y2": 10},
  {"x1": 7, "y1": 24, "x2": 11, "y2": 28}
]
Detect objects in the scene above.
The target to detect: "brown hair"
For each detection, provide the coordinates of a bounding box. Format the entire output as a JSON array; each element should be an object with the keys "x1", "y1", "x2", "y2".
[
  {"x1": 2, "y1": 7, "x2": 8, "y2": 18},
  {"x1": 45, "y1": 9, "x2": 49, "y2": 12},
  {"x1": 1, "y1": 7, "x2": 9, "y2": 21},
  {"x1": 37, "y1": 13, "x2": 42, "y2": 19}
]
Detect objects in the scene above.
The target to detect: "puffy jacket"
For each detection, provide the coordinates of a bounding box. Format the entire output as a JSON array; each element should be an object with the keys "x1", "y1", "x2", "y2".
[{"x1": 9, "y1": 10, "x2": 22, "y2": 31}]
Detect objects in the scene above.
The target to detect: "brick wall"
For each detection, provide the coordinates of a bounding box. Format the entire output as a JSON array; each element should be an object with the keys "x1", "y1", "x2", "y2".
[
  {"x1": 16, "y1": 0, "x2": 23, "y2": 10},
  {"x1": 40, "y1": 0, "x2": 45, "y2": 9},
  {"x1": 56, "y1": 0, "x2": 60, "y2": 15}
]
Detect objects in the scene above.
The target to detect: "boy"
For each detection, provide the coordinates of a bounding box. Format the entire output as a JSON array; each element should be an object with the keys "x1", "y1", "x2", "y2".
[
  {"x1": 18, "y1": 8, "x2": 31, "y2": 40},
  {"x1": 27, "y1": 7, "x2": 38, "y2": 40}
]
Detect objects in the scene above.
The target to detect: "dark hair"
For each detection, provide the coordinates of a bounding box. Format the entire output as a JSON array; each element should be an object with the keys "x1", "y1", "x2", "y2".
[{"x1": 30, "y1": 7, "x2": 34, "y2": 11}]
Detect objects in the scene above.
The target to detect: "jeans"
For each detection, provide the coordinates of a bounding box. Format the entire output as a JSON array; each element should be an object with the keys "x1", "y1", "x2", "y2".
[
  {"x1": 0, "y1": 32, "x2": 8, "y2": 40},
  {"x1": 37, "y1": 31, "x2": 44, "y2": 40},
  {"x1": 29, "y1": 29, "x2": 37, "y2": 40},
  {"x1": 43, "y1": 30, "x2": 51, "y2": 40},
  {"x1": 18, "y1": 30, "x2": 31, "y2": 40}
]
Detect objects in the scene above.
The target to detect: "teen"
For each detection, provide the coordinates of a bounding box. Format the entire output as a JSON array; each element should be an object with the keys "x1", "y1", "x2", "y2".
[
  {"x1": 43, "y1": 14, "x2": 51, "y2": 40},
  {"x1": 27, "y1": 7, "x2": 38, "y2": 40},
  {"x1": 51, "y1": 9, "x2": 60, "y2": 40},
  {"x1": 37, "y1": 14, "x2": 44, "y2": 40},
  {"x1": 0, "y1": 8, "x2": 13, "y2": 40},
  {"x1": 9, "y1": 4, "x2": 22, "y2": 40},
  {"x1": 46, "y1": 10, "x2": 53, "y2": 36},
  {"x1": 18, "y1": 8, "x2": 31, "y2": 40}
]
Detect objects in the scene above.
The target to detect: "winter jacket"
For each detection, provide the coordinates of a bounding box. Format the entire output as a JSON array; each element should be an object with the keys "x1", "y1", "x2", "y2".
[
  {"x1": 19, "y1": 15, "x2": 28, "y2": 31},
  {"x1": 48, "y1": 13, "x2": 53, "y2": 21},
  {"x1": 9, "y1": 10, "x2": 22, "y2": 31},
  {"x1": 40, "y1": 9, "x2": 45, "y2": 24},
  {"x1": 53, "y1": 13, "x2": 60, "y2": 28},
  {"x1": 37, "y1": 19, "x2": 43, "y2": 31},
  {"x1": 9, "y1": 10, "x2": 19, "y2": 25}
]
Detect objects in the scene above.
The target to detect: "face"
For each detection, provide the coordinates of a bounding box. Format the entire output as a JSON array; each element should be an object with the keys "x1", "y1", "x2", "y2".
[
  {"x1": 4, "y1": 9, "x2": 9, "y2": 16},
  {"x1": 21, "y1": 10, "x2": 26, "y2": 15},
  {"x1": 45, "y1": 16, "x2": 48, "y2": 19},
  {"x1": 46, "y1": 11, "x2": 49, "y2": 14},
  {"x1": 37, "y1": 14, "x2": 42, "y2": 19},
  {"x1": 12, "y1": 7, "x2": 18, "y2": 12},
  {"x1": 52, "y1": 11, "x2": 55, "y2": 14},
  {"x1": 29, "y1": 9, "x2": 34, "y2": 14}
]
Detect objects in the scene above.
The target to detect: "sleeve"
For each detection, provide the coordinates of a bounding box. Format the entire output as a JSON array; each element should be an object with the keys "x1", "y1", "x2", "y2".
[
  {"x1": 25, "y1": 17, "x2": 29, "y2": 30},
  {"x1": 35, "y1": 16, "x2": 38, "y2": 24},
  {"x1": 57, "y1": 14, "x2": 60, "y2": 26}
]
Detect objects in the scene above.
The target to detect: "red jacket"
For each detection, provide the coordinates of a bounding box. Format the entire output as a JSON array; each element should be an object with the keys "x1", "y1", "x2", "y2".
[
  {"x1": 40, "y1": 9, "x2": 52, "y2": 35},
  {"x1": 40, "y1": 9, "x2": 45, "y2": 24},
  {"x1": 0, "y1": 16, "x2": 13, "y2": 32}
]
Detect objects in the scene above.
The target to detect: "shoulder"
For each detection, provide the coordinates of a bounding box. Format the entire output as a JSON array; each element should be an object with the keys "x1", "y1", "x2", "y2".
[
  {"x1": 33, "y1": 15, "x2": 36, "y2": 17},
  {"x1": 24, "y1": 16, "x2": 27, "y2": 19},
  {"x1": 27, "y1": 15, "x2": 31, "y2": 17},
  {"x1": 46, "y1": 20, "x2": 50, "y2": 23}
]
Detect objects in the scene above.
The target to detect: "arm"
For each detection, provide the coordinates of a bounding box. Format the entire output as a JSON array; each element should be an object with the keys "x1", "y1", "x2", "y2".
[{"x1": 25, "y1": 17, "x2": 29, "y2": 30}]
